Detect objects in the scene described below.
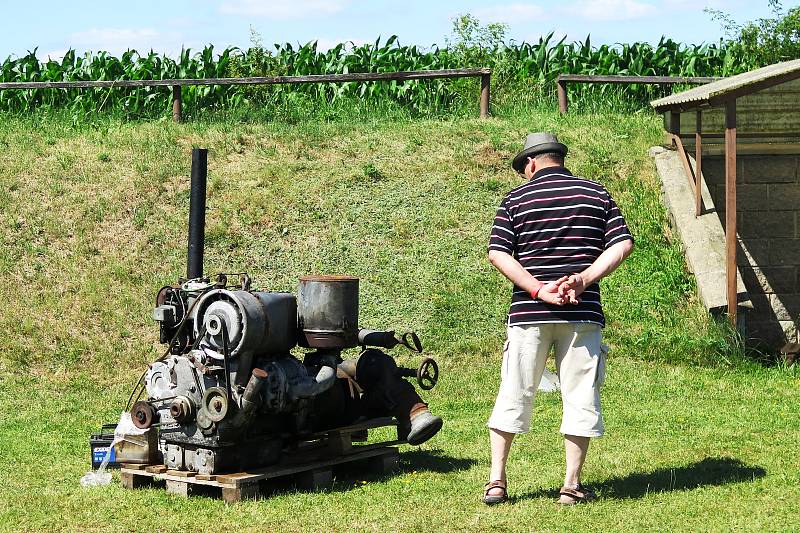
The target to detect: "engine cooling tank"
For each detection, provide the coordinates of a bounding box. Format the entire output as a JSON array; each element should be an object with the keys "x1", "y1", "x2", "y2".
[{"x1": 297, "y1": 275, "x2": 359, "y2": 349}]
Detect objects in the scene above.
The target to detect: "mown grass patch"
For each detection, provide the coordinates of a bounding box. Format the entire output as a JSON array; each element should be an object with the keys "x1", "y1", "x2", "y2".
[
  {"x1": 1, "y1": 359, "x2": 798, "y2": 532},
  {"x1": 0, "y1": 109, "x2": 797, "y2": 532}
]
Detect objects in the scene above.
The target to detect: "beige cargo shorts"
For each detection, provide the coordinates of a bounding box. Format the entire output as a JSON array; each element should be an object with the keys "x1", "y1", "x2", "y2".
[{"x1": 487, "y1": 322, "x2": 606, "y2": 437}]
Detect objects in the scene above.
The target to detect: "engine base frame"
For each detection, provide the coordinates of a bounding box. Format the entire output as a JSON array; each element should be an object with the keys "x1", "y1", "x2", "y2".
[{"x1": 120, "y1": 417, "x2": 402, "y2": 502}]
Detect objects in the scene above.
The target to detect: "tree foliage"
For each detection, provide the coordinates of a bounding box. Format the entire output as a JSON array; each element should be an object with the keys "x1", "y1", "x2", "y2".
[{"x1": 706, "y1": 0, "x2": 800, "y2": 68}]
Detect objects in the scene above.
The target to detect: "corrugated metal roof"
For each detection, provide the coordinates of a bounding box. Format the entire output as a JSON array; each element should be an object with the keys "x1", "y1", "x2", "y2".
[{"x1": 651, "y1": 59, "x2": 800, "y2": 111}]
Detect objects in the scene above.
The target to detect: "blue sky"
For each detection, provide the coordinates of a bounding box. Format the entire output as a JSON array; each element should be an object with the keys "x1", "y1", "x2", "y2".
[{"x1": 0, "y1": 1, "x2": 790, "y2": 60}]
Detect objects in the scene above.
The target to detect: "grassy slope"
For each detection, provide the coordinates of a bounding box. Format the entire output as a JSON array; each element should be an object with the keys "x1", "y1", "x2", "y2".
[{"x1": 0, "y1": 110, "x2": 797, "y2": 532}]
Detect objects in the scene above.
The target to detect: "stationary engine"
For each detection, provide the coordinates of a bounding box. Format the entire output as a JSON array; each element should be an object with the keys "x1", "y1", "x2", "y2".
[{"x1": 126, "y1": 149, "x2": 440, "y2": 475}]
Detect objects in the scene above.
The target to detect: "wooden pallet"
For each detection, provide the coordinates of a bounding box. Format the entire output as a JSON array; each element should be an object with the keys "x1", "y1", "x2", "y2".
[{"x1": 120, "y1": 418, "x2": 403, "y2": 503}]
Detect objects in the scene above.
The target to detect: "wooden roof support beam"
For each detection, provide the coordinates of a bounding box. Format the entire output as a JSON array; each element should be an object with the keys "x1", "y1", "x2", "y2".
[
  {"x1": 695, "y1": 110, "x2": 703, "y2": 218},
  {"x1": 725, "y1": 99, "x2": 738, "y2": 326}
]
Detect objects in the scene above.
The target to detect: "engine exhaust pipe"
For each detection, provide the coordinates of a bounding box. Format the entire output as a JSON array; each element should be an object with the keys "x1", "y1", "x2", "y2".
[
  {"x1": 230, "y1": 368, "x2": 268, "y2": 431},
  {"x1": 291, "y1": 364, "x2": 337, "y2": 400},
  {"x1": 187, "y1": 148, "x2": 208, "y2": 280}
]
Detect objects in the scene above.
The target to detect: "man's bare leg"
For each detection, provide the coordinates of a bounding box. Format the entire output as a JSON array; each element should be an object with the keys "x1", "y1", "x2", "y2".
[
  {"x1": 564, "y1": 434, "x2": 590, "y2": 487},
  {"x1": 487, "y1": 428, "x2": 515, "y2": 496}
]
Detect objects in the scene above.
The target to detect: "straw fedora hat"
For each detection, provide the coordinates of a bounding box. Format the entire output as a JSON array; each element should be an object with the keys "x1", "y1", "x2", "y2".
[{"x1": 512, "y1": 132, "x2": 568, "y2": 172}]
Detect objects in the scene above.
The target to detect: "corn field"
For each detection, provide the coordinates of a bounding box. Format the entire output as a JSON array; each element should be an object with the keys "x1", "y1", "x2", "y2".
[{"x1": 0, "y1": 35, "x2": 749, "y2": 117}]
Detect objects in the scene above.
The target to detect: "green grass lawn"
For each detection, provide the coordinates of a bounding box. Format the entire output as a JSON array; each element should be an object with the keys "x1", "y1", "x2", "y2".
[{"x1": 0, "y1": 109, "x2": 797, "y2": 532}]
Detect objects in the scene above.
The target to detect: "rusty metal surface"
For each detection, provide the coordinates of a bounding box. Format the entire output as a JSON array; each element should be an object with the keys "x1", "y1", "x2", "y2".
[
  {"x1": 651, "y1": 59, "x2": 800, "y2": 112},
  {"x1": 297, "y1": 276, "x2": 359, "y2": 349},
  {"x1": 131, "y1": 401, "x2": 156, "y2": 429},
  {"x1": 169, "y1": 397, "x2": 194, "y2": 423},
  {"x1": 202, "y1": 387, "x2": 229, "y2": 423}
]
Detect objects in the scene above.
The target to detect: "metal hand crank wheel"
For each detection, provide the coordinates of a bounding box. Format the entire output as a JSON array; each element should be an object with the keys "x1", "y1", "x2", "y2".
[{"x1": 416, "y1": 357, "x2": 439, "y2": 390}]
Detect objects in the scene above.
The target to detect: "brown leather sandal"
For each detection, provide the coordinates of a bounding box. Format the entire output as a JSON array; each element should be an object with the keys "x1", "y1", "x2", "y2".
[
  {"x1": 482, "y1": 480, "x2": 508, "y2": 505},
  {"x1": 558, "y1": 484, "x2": 597, "y2": 505}
]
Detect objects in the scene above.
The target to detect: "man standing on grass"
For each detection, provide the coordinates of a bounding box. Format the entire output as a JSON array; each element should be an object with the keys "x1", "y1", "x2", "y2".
[{"x1": 482, "y1": 132, "x2": 634, "y2": 505}]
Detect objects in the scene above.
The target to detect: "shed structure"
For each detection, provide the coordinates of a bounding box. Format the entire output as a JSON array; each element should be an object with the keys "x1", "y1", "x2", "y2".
[{"x1": 651, "y1": 59, "x2": 800, "y2": 350}]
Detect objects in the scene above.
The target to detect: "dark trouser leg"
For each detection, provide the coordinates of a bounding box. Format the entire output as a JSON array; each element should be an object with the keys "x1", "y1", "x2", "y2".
[
  {"x1": 310, "y1": 377, "x2": 362, "y2": 431},
  {"x1": 355, "y1": 349, "x2": 440, "y2": 444}
]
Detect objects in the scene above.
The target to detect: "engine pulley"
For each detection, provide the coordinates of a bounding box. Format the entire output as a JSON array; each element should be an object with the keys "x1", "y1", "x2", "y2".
[
  {"x1": 202, "y1": 387, "x2": 229, "y2": 422},
  {"x1": 169, "y1": 396, "x2": 196, "y2": 423},
  {"x1": 131, "y1": 401, "x2": 157, "y2": 429}
]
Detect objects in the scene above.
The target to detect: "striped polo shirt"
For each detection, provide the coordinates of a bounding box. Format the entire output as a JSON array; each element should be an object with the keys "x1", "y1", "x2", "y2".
[{"x1": 488, "y1": 166, "x2": 633, "y2": 327}]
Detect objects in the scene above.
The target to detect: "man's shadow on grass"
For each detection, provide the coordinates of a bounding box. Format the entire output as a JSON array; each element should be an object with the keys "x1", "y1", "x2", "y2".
[
  {"x1": 515, "y1": 457, "x2": 766, "y2": 502},
  {"x1": 397, "y1": 448, "x2": 478, "y2": 474}
]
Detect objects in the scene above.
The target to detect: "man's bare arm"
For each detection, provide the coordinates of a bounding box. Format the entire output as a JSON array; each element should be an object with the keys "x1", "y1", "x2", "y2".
[
  {"x1": 488, "y1": 249, "x2": 567, "y2": 305},
  {"x1": 560, "y1": 239, "x2": 634, "y2": 301}
]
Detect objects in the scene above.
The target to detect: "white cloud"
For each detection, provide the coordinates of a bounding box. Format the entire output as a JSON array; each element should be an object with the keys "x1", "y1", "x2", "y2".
[
  {"x1": 313, "y1": 38, "x2": 369, "y2": 51},
  {"x1": 473, "y1": 3, "x2": 547, "y2": 24},
  {"x1": 567, "y1": 0, "x2": 657, "y2": 21},
  {"x1": 44, "y1": 49, "x2": 70, "y2": 62},
  {"x1": 65, "y1": 27, "x2": 191, "y2": 56},
  {"x1": 519, "y1": 29, "x2": 570, "y2": 44},
  {"x1": 220, "y1": 0, "x2": 346, "y2": 19},
  {"x1": 664, "y1": 0, "x2": 741, "y2": 9}
]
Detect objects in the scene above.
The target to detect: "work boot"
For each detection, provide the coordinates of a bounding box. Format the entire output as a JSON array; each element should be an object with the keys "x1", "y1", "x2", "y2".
[{"x1": 406, "y1": 408, "x2": 443, "y2": 445}]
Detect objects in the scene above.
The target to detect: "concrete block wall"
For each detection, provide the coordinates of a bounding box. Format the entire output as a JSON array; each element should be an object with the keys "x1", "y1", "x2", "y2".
[{"x1": 704, "y1": 154, "x2": 800, "y2": 349}]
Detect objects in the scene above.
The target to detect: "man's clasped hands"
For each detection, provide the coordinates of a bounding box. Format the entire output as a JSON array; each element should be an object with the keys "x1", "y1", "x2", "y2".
[{"x1": 536, "y1": 274, "x2": 587, "y2": 306}]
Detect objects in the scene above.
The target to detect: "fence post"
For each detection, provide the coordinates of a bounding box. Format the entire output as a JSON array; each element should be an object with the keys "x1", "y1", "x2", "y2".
[
  {"x1": 557, "y1": 79, "x2": 568, "y2": 114},
  {"x1": 172, "y1": 85, "x2": 182, "y2": 123},
  {"x1": 480, "y1": 73, "x2": 490, "y2": 118}
]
